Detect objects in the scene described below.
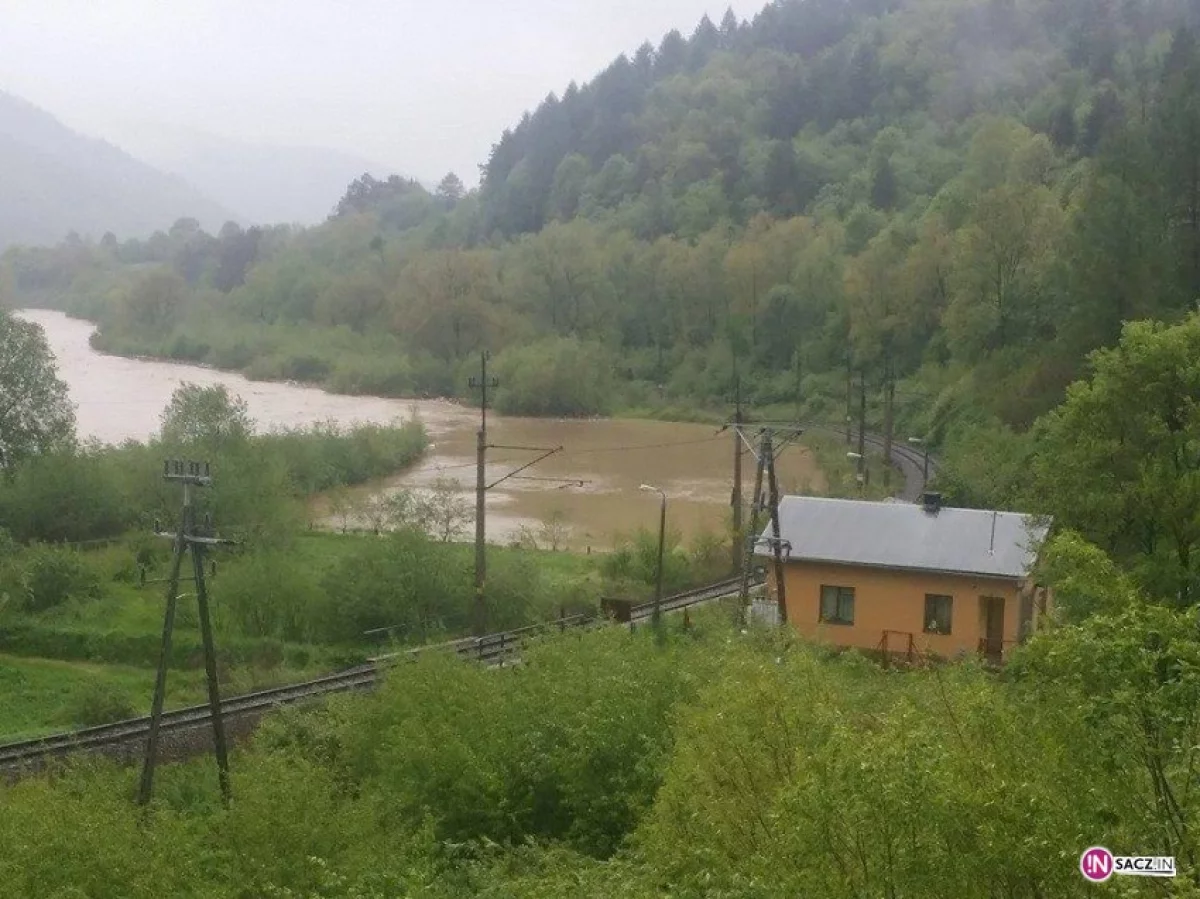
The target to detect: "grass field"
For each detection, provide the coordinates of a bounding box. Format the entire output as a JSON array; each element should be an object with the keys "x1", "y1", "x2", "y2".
[
  {"x1": 0, "y1": 655, "x2": 206, "y2": 742},
  {"x1": 0, "y1": 531, "x2": 607, "y2": 742}
]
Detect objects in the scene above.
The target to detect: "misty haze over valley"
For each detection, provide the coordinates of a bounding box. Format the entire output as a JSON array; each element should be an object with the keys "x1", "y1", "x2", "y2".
[{"x1": 1, "y1": 1, "x2": 1200, "y2": 896}]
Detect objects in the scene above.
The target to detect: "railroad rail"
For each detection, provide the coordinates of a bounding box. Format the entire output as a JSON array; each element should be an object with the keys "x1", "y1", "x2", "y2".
[
  {"x1": 802, "y1": 423, "x2": 940, "y2": 502},
  {"x1": 859, "y1": 431, "x2": 940, "y2": 502},
  {"x1": 0, "y1": 574, "x2": 759, "y2": 770}
]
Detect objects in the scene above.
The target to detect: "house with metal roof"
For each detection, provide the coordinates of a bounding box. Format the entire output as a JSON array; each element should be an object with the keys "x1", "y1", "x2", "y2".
[{"x1": 754, "y1": 492, "x2": 1052, "y2": 663}]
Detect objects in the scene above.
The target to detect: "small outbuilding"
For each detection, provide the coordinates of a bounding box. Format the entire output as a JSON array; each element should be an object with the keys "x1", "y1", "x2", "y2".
[{"x1": 754, "y1": 492, "x2": 1051, "y2": 663}]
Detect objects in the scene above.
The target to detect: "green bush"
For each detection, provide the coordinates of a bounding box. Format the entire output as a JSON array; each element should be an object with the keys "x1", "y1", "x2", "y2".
[
  {"x1": 0, "y1": 527, "x2": 17, "y2": 559},
  {"x1": 601, "y1": 528, "x2": 693, "y2": 596},
  {"x1": 328, "y1": 355, "x2": 416, "y2": 396},
  {"x1": 315, "y1": 531, "x2": 466, "y2": 644},
  {"x1": 215, "y1": 553, "x2": 323, "y2": 642},
  {"x1": 19, "y1": 547, "x2": 101, "y2": 612},
  {"x1": 69, "y1": 681, "x2": 136, "y2": 728},
  {"x1": 0, "y1": 450, "x2": 135, "y2": 543},
  {"x1": 493, "y1": 337, "x2": 615, "y2": 417},
  {"x1": 323, "y1": 625, "x2": 726, "y2": 858},
  {"x1": 259, "y1": 419, "x2": 427, "y2": 495}
]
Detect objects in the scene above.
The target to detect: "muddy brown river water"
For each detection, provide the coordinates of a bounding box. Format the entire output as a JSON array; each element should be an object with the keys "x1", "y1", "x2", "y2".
[{"x1": 19, "y1": 309, "x2": 825, "y2": 548}]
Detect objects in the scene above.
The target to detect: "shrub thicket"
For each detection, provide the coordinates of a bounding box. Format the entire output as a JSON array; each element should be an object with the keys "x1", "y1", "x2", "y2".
[{"x1": 0, "y1": 613, "x2": 1193, "y2": 897}]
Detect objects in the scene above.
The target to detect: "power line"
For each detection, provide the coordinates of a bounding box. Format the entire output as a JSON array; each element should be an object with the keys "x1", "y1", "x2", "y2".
[
  {"x1": 561, "y1": 434, "x2": 725, "y2": 456},
  {"x1": 405, "y1": 435, "x2": 726, "y2": 473}
]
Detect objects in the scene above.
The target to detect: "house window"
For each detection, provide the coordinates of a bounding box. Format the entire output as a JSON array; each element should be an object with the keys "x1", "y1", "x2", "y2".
[
  {"x1": 820, "y1": 585, "x2": 855, "y2": 625},
  {"x1": 924, "y1": 594, "x2": 953, "y2": 635}
]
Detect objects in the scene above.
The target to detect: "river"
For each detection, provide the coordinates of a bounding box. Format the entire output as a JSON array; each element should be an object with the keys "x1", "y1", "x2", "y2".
[{"x1": 18, "y1": 309, "x2": 825, "y2": 549}]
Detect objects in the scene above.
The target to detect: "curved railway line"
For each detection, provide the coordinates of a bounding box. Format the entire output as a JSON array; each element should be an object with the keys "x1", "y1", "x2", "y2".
[
  {"x1": 0, "y1": 424, "x2": 936, "y2": 773},
  {"x1": 803, "y1": 424, "x2": 940, "y2": 502},
  {"x1": 0, "y1": 576, "x2": 756, "y2": 772}
]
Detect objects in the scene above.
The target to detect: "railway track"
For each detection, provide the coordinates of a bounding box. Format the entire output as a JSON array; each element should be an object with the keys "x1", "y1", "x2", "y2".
[
  {"x1": 803, "y1": 423, "x2": 939, "y2": 502},
  {"x1": 0, "y1": 665, "x2": 381, "y2": 769},
  {"x1": 0, "y1": 575, "x2": 758, "y2": 771},
  {"x1": 0, "y1": 422, "x2": 931, "y2": 771},
  {"x1": 859, "y1": 431, "x2": 940, "y2": 502}
]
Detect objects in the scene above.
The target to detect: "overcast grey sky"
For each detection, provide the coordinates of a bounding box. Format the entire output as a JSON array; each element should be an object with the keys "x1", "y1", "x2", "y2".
[{"x1": 0, "y1": 0, "x2": 766, "y2": 184}]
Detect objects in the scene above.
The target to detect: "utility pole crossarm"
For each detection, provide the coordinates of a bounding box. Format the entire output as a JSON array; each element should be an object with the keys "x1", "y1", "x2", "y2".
[
  {"x1": 768, "y1": 427, "x2": 805, "y2": 462},
  {"x1": 485, "y1": 446, "x2": 564, "y2": 490}
]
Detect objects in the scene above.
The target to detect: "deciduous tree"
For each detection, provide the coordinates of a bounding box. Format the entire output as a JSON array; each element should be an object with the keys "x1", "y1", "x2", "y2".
[
  {"x1": 0, "y1": 311, "x2": 74, "y2": 470},
  {"x1": 1033, "y1": 315, "x2": 1200, "y2": 604}
]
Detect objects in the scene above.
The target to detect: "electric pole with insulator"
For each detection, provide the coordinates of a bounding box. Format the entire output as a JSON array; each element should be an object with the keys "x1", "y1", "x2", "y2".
[
  {"x1": 764, "y1": 429, "x2": 788, "y2": 625},
  {"x1": 730, "y1": 372, "x2": 743, "y2": 573},
  {"x1": 469, "y1": 351, "x2": 498, "y2": 636},
  {"x1": 857, "y1": 367, "x2": 867, "y2": 485},
  {"x1": 139, "y1": 460, "x2": 235, "y2": 807}
]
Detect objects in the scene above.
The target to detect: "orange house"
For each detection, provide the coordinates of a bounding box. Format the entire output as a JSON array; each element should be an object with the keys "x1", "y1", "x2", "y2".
[{"x1": 754, "y1": 493, "x2": 1051, "y2": 663}]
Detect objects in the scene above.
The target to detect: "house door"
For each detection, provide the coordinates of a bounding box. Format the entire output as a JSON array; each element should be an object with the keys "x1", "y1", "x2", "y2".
[{"x1": 981, "y1": 597, "x2": 1005, "y2": 663}]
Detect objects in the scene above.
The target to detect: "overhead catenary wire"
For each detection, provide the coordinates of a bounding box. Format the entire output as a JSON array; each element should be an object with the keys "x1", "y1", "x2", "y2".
[
  {"x1": 407, "y1": 435, "x2": 726, "y2": 472},
  {"x1": 556, "y1": 434, "x2": 726, "y2": 456}
]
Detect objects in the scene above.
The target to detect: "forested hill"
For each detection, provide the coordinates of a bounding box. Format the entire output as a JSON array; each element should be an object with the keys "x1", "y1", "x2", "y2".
[
  {"x1": 476, "y1": 0, "x2": 1200, "y2": 239},
  {"x1": 5, "y1": 0, "x2": 1200, "y2": 509},
  {"x1": 0, "y1": 92, "x2": 234, "y2": 248}
]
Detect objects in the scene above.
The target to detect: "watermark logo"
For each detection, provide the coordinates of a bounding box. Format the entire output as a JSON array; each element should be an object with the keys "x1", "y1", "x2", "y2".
[
  {"x1": 1080, "y1": 847, "x2": 1114, "y2": 883},
  {"x1": 1080, "y1": 847, "x2": 1176, "y2": 882}
]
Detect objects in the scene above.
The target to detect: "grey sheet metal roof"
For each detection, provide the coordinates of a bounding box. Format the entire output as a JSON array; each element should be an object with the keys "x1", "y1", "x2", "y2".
[{"x1": 754, "y1": 496, "x2": 1050, "y2": 580}]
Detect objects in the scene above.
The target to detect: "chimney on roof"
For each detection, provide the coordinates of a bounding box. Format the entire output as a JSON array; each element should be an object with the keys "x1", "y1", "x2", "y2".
[{"x1": 921, "y1": 491, "x2": 943, "y2": 515}]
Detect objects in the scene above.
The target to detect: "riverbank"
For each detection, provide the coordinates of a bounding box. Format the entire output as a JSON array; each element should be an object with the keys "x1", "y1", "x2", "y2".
[
  {"x1": 32, "y1": 301, "x2": 844, "y2": 429},
  {"x1": 22, "y1": 309, "x2": 840, "y2": 548}
]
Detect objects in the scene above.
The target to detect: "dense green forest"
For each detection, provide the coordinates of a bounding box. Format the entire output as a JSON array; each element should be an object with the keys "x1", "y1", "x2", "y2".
[
  {"x1": 4, "y1": 0, "x2": 1199, "y2": 507},
  {"x1": 3, "y1": 0, "x2": 1199, "y2": 633}
]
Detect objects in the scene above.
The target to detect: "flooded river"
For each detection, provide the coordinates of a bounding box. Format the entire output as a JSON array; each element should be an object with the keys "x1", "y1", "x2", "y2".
[{"x1": 19, "y1": 309, "x2": 825, "y2": 548}]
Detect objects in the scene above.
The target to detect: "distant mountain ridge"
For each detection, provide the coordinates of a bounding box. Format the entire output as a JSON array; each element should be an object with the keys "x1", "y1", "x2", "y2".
[
  {"x1": 0, "y1": 91, "x2": 236, "y2": 248},
  {"x1": 125, "y1": 125, "x2": 396, "y2": 225}
]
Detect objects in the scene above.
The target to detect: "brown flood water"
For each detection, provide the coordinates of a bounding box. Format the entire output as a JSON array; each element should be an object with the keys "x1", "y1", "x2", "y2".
[{"x1": 20, "y1": 309, "x2": 825, "y2": 549}]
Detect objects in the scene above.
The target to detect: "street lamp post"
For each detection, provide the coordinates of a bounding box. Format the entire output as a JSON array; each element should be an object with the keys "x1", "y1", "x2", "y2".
[
  {"x1": 908, "y1": 437, "x2": 930, "y2": 490},
  {"x1": 846, "y1": 452, "x2": 865, "y2": 492},
  {"x1": 640, "y1": 484, "x2": 667, "y2": 635}
]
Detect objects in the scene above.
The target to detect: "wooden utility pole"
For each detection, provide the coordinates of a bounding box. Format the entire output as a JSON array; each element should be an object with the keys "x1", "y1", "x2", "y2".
[
  {"x1": 735, "y1": 426, "x2": 801, "y2": 624},
  {"x1": 738, "y1": 429, "x2": 769, "y2": 611},
  {"x1": 139, "y1": 460, "x2": 233, "y2": 808},
  {"x1": 764, "y1": 431, "x2": 788, "y2": 625},
  {"x1": 470, "y1": 352, "x2": 498, "y2": 636},
  {"x1": 882, "y1": 355, "x2": 895, "y2": 489},
  {"x1": 793, "y1": 349, "x2": 803, "y2": 424},
  {"x1": 730, "y1": 374, "x2": 743, "y2": 573},
  {"x1": 190, "y1": 509, "x2": 229, "y2": 801},
  {"x1": 467, "y1": 352, "x2": 567, "y2": 635},
  {"x1": 857, "y1": 368, "x2": 867, "y2": 485},
  {"x1": 139, "y1": 503, "x2": 187, "y2": 807},
  {"x1": 845, "y1": 353, "x2": 853, "y2": 445}
]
